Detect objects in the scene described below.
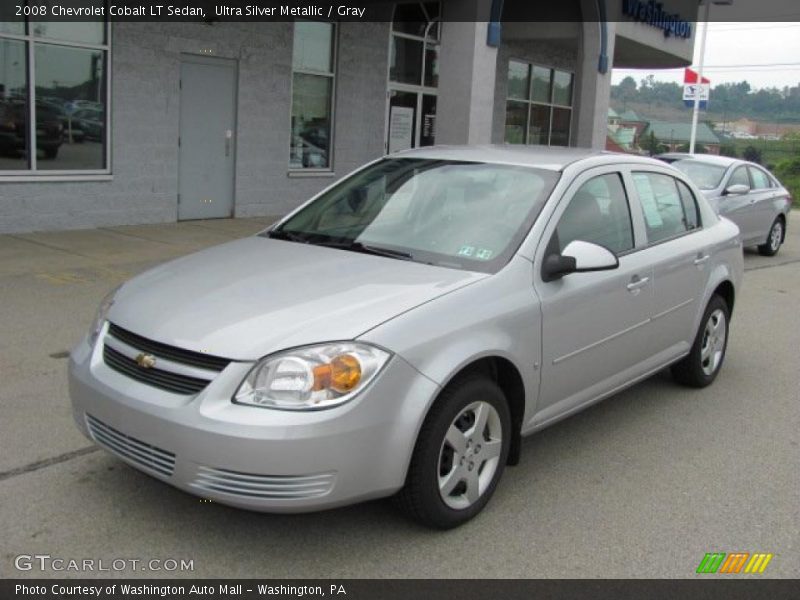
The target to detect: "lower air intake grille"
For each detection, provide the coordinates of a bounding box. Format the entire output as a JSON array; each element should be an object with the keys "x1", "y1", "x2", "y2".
[
  {"x1": 86, "y1": 414, "x2": 175, "y2": 477},
  {"x1": 190, "y1": 466, "x2": 336, "y2": 499}
]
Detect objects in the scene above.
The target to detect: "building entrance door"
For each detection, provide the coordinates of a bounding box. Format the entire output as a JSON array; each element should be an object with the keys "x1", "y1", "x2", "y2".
[{"x1": 178, "y1": 55, "x2": 237, "y2": 220}]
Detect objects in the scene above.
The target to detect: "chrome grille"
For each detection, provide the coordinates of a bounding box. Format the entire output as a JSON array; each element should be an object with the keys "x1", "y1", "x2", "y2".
[
  {"x1": 190, "y1": 466, "x2": 336, "y2": 499},
  {"x1": 103, "y1": 323, "x2": 230, "y2": 395},
  {"x1": 108, "y1": 323, "x2": 230, "y2": 371},
  {"x1": 86, "y1": 414, "x2": 175, "y2": 477},
  {"x1": 103, "y1": 345, "x2": 210, "y2": 395}
]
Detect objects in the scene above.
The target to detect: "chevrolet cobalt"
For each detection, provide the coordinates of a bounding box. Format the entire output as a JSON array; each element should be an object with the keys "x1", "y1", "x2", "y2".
[{"x1": 70, "y1": 146, "x2": 743, "y2": 528}]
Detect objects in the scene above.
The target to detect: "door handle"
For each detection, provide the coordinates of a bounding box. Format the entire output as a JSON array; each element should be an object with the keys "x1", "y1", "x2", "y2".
[
  {"x1": 225, "y1": 129, "x2": 232, "y2": 157},
  {"x1": 693, "y1": 253, "x2": 710, "y2": 266},
  {"x1": 626, "y1": 276, "x2": 650, "y2": 292}
]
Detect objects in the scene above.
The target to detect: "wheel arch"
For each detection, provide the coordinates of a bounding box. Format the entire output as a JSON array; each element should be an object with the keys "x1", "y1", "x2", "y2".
[{"x1": 431, "y1": 355, "x2": 527, "y2": 466}]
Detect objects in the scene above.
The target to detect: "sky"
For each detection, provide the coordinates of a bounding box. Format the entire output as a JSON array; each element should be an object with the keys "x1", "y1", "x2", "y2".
[{"x1": 612, "y1": 22, "x2": 800, "y2": 91}]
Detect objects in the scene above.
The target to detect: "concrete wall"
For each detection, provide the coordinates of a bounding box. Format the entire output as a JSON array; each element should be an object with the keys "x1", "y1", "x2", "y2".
[{"x1": 0, "y1": 21, "x2": 389, "y2": 233}]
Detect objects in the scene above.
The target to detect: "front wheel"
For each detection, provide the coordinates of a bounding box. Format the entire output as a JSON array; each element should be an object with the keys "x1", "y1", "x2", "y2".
[
  {"x1": 758, "y1": 218, "x2": 784, "y2": 256},
  {"x1": 396, "y1": 375, "x2": 511, "y2": 529},
  {"x1": 671, "y1": 295, "x2": 730, "y2": 388}
]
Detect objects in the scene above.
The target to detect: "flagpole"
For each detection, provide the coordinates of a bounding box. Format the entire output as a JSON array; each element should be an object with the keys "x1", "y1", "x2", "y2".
[{"x1": 689, "y1": 1, "x2": 711, "y2": 153}]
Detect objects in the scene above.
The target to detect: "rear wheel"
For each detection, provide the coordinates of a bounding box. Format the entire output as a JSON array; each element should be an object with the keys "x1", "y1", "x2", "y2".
[
  {"x1": 758, "y1": 217, "x2": 784, "y2": 256},
  {"x1": 396, "y1": 375, "x2": 510, "y2": 529},
  {"x1": 671, "y1": 295, "x2": 730, "y2": 388}
]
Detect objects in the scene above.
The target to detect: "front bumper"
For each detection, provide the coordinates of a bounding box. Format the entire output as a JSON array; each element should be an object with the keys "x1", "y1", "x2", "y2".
[{"x1": 68, "y1": 332, "x2": 439, "y2": 513}]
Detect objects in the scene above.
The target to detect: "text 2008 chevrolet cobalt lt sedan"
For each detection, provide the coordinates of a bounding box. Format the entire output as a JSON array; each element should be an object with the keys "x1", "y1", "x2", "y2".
[{"x1": 70, "y1": 146, "x2": 743, "y2": 528}]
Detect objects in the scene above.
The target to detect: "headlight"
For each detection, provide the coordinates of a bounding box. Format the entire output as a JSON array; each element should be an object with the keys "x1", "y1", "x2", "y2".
[
  {"x1": 233, "y1": 343, "x2": 391, "y2": 411},
  {"x1": 88, "y1": 285, "x2": 120, "y2": 346}
]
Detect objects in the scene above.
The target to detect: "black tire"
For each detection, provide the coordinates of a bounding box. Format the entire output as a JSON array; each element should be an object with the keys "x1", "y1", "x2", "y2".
[
  {"x1": 43, "y1": 147, "x2": 58, "y2": 159},
  {"x1": 671, "y1": 295, "x2": 730, "y2": 388},
  {"x1": 395, "y1": 375, "x2": 511, "y2": 529},
  {"x1": 758, "y1": 217, "x2": 784, "y2": 257}
]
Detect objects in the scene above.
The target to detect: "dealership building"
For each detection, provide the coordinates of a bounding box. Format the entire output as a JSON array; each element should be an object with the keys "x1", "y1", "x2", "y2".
[{"x1": 0, "y1": 0, "x2": 698, "y2": 233}]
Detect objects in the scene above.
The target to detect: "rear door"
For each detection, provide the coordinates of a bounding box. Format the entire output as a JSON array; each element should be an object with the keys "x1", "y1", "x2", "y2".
[
  {"x1": 627, "y1": 170, "x2": 710, "y2": 356},
  {"x1": 747, "y1": 165, "x2": 781, "y2": 239}
]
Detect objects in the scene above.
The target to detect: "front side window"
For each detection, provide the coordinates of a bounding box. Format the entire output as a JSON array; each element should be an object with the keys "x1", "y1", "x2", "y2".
[
  {"x1": 554, "y1": 174, "x2": 633, "y2": 255},
  {"x1": 728, "y1": 166, "x2": 750, "y2": 188},
  {"x1": 290, "y1": 21, "x2": 335, "y2": 170},
  {"x1": 632, "y1": 172, "x2": 695, "y2": 244},
  {"x1": 266, "y1": 158, "x2": 559, "y2": 273},
  {"x1": 504, "y1": 61, "x2": 573, "y2": 147},
  {"x1": 0, "y1": 21, "x2": 109, "y2": 175}
]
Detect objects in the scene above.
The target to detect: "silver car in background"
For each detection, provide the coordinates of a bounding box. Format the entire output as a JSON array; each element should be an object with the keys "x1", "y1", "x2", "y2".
[
  {"x1": 658, "y1": 153, "x2": 791, "y2": 256},
  {"x1": 69, "y1": 146, "x2": 743, "y2": 528}
]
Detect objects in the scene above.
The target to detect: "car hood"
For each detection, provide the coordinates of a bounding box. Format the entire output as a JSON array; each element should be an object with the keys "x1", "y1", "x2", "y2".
[{"x1": 108, "y1": 237, "x2": 487, "y2": 360}]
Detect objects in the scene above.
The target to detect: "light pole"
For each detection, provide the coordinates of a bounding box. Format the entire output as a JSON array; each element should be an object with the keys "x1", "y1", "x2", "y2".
[{"x1": 689, "y1": 0, "x2": 734, "y2": 154}]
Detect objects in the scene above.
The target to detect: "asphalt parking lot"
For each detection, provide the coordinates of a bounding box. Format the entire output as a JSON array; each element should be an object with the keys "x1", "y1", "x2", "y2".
[{"x1": 1, "y1": 215, "x2": 798, "y2": 579}]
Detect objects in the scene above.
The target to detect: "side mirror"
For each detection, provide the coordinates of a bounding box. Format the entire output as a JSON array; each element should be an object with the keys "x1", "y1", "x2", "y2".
[
  {"x1": 542, "y1": 240, "x2": 620, "y2": 282},
  {"x1": 724, "y1": 184, "x2": 750, "y2": 196}
]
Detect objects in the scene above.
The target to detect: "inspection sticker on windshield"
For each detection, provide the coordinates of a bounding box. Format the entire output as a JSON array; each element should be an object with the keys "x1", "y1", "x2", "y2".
[
  {"x1": 476, "y1": 248, "x2": 493, "y2": 260},
  {"x1": 457, "y1": 245, "x2": 475, "y2": 257}
]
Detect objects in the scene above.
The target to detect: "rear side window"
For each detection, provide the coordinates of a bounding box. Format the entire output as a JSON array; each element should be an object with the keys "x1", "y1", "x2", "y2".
[
  {"x1": 554, "y1": 173, "x2": 634, "y2": 255},
  {"x1": 728, "y1": 166, "x2": 750, "y2": 188},
  {"x1": 748, "y1": 167, "x2": 772, "y2": 189},
  {"x1": 676, "y1": 180, "x2": 700, "y2": 230},
  {"x1": 632, "y1": 172, "x2": 696, "y2": 244}
]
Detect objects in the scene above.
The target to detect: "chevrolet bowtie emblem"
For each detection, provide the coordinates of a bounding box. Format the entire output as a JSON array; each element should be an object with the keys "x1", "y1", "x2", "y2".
[{"x1": 135, "y1": 353, "x2": 157, "y2": 369}]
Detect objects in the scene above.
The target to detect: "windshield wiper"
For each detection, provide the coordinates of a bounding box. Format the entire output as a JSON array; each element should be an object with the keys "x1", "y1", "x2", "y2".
[
  {"x1": 266, "y1": 229, "x2": 308, "y2": 243},
  {"x1": 315, "y1": 239, "x2": 414, "y2": 261}
]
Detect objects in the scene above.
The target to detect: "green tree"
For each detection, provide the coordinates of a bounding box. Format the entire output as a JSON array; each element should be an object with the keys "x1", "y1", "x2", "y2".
[
  {"x1": 719, "y1": 143, "x2": 738, "y2": 158},
  {"x1": 743, "y1": 145, "x2": 763, "y2": 164}
]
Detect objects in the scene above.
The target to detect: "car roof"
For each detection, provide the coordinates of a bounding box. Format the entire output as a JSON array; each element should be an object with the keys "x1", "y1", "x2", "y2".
[
  {"x1": 389, "y1": 144, "x2": 669, "y2": 172},
  {"x1": 657, "y1": 153, "x2": 741, "y2": 168}
]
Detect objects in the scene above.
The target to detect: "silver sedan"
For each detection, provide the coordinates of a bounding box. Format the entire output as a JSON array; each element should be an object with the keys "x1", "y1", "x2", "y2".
[
  {"x1": 658, "y1": 153, "x2": 791, "y2": 256},
  {"x1": 69, "y1": 146, "x2": 743, "y2": 528}
]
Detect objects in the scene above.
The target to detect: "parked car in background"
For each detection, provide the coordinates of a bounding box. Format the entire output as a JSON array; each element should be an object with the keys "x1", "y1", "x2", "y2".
[
  {"x1": 71, "y1": 108, "x2": 104, "y2": 142},
  {"x1": 70, "y1": 146, "x2": 743, "y2": 528},
  {"x1": 0, "y1": 100, "x2": 64, "y2": 160},
  {"x1": 657, "y1": 153, "x2": 791, "y2": 256}
]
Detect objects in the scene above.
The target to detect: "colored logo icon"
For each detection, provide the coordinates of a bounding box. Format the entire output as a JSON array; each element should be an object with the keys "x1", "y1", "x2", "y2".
[{"x1": 696, "y1": 552, "x2": 773, "y2": 574}]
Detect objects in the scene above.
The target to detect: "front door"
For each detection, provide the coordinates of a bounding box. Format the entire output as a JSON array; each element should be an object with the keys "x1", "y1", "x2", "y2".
[
  {"x1": 533, "y1": 169, "x2": 654, "y2": 427},
  {"x1": 387, "y1": 90, "x2": 437, "y2": 153},
  {"x1": 178, "y1": 56, "x2": 237, "y2": 220},
  {"x1": 716, "y1": 165, "x2": 758, "y2": 243}
]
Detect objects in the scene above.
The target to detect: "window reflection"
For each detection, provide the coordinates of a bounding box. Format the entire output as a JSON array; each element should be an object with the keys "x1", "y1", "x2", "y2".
[
  {"x1": 290, "y1": 74, "x2": 332, "y2": 169},
  {"x1": 35, "y1": 44, "x2": 105, "y2": 170},
  {"x1": 0, "y1": 38, "x2": 29, "y2": 170}
]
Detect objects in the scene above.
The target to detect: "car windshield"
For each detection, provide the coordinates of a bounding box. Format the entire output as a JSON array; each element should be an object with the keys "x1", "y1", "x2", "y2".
[
  {"x1": 670, "y1": 159, "x2": 728, "y2": 190},
  {"x1": 264, "y1": 158, "x2": 559, "y2": 273}
]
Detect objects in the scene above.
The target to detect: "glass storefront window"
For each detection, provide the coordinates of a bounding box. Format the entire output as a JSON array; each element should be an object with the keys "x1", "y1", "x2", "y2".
[
  {"x1": 504, "y1": 61, "x2": 573, "y2": 147},
  {"x1": 35, "y1": 44, "x2": 105, "y2": 170},
  {"x1": 292, "y1": 21, "x2": 333, "y2": 73},
  {"x1": 531, "y1": 66, "x2": 551, "y2": 103},
  {"x1": 0, "y1": 22, "x2": 109, "y2": 175},
  {"x1": 0, "y1": 39, "x2": 29, "y2": 171},
  {"x1": 390, "y1": 36, "x2": 424, "y2": 86},
  {"x1": 290, "y1": 22, "x2": 335, "y2": 170},
  {"x1": 504, "y1": 101, "x2": 527, "y2": 145},
  {"x1": 31, "y1": 22, "x2": 105, "y2": 45},
  {"x1": 552, "y1": 69, "x2": 573, "y2": 106},
  {"x1": 507, "y1": 61, "x2": 529, "y2": 100}
]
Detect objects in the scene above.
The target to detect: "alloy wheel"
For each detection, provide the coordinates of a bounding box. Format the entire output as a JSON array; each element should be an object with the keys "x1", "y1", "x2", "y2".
[
  {"x1": 437, "y1": 401, "x2": 503, "y2": 510},
  {"x1": 700, "y1": 308, "x2": 727, "y2": 376},
  {"x1": 770, "y1": 221, "x2": 783, "y2": 253}
]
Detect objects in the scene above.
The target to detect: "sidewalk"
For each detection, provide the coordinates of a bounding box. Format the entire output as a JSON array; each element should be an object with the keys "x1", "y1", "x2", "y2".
[{"x1": 0, "y1": 216, "x2": 276, "y2": 279}]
